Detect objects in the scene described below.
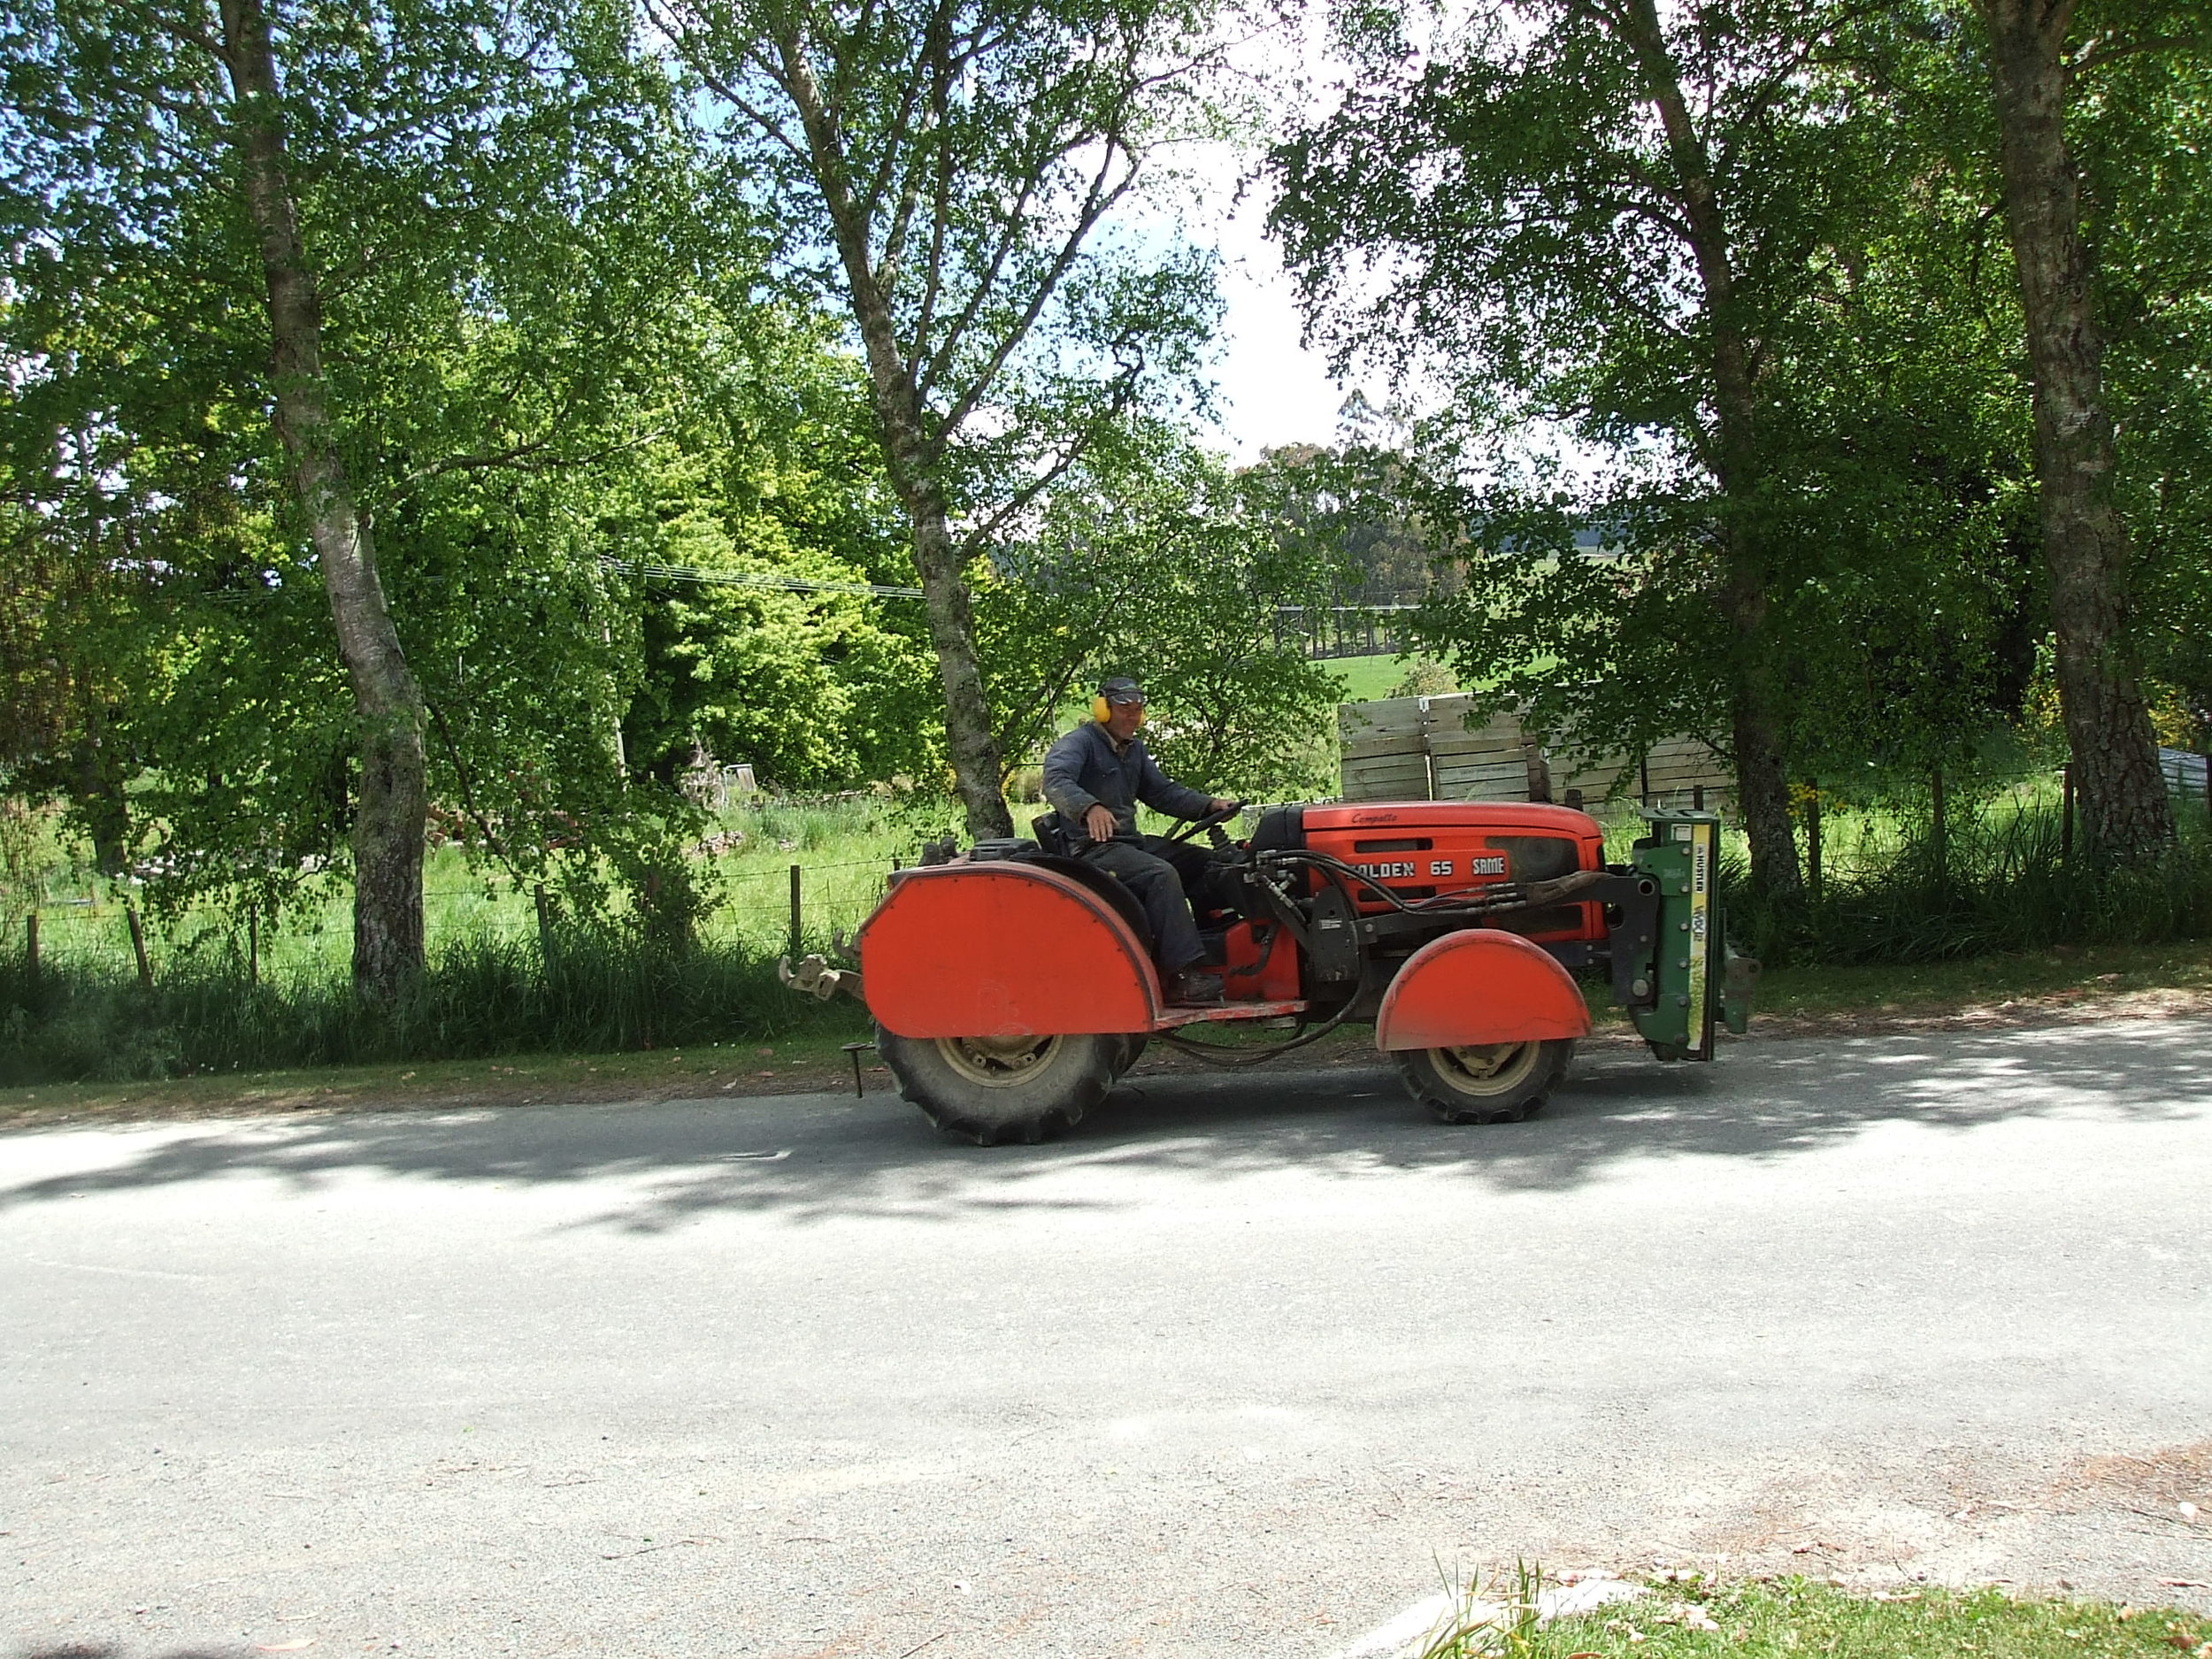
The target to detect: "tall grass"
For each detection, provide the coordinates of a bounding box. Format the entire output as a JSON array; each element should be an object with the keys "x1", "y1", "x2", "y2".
[
  {"x1": 0, "y1": 792, "x2": 910, "y2": 1086},
  {"x1": 1731, "y1": 792, "x2": 2212, "y2": 965},
  {"x1": 0, "y1": 926, "x2": 865, "y2": 1087}
]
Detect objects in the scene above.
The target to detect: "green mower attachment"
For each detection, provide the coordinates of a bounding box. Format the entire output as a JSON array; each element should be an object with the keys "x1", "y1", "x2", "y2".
[{"x1": 1622, "y1": 810, "x2": 1759, "y2": 1059}]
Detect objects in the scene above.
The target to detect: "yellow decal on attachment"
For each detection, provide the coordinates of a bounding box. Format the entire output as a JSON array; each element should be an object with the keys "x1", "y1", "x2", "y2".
[{"x1": 1681, "y1": 820, "x2": 1714, "y2": 1054}]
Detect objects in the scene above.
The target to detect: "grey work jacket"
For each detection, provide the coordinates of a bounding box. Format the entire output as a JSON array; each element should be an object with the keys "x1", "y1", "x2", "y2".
[{"x1": 1041, "y1": 722, "x2": 1211, "y2": 844}]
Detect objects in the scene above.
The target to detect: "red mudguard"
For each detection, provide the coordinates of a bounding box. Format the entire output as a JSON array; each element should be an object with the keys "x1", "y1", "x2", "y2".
[
  {"x1": 859, "y1": 864, "x2": 1161, "y2": 1038},
  {"x1": 1373, "y1": 928, "x2": 1592, "y2": 1051}
]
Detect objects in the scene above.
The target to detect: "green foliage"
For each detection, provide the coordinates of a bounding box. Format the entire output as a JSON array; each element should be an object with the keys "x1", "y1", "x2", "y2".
[
  {"x1": 975, "y1": 423, "x2": 1349, "y2": 802},
  {"x1": 0, "y1": 0, "x2": 932, "y2": 933},
  {"x1": 1386, "y1": 659, "x2": 1461, "y2": 699},
  {"x1": 609, "y1": 326, "x2": 940, "y2": 794},
  {"x1": 1268, "y1": 0, "x2": 2051, "y2": 795},
  {"x1": 659, "y1": 0, "x2": 1226, "y2": 522}
]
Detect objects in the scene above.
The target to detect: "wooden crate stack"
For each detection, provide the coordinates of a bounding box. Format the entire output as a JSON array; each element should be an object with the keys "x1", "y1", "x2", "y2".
[{"x1": 1338, "y1": 695, "x2": 1733, "y2": 811}]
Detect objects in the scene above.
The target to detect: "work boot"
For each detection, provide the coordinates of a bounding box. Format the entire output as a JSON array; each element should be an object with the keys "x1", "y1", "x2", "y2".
[{"x1": 1167, "y1": 965, "x2": 1225, "y2": 1006}]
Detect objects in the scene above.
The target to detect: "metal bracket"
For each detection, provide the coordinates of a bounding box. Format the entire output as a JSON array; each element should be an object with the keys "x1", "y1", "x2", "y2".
[{"x1": 778, "y1": 953, "x2": 864, "y2": 1002}]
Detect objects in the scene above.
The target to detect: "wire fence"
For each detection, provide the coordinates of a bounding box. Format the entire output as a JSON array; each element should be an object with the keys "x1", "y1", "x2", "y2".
[
  {"x1": 12, "y1": 760, "x2": 2208, "y2": 987},
  {"x1": 8, "y1": 850, "x2": 912, "y2": 986}
]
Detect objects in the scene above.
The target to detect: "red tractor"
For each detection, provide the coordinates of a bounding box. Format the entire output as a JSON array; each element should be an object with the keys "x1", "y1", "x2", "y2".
[{"x1": 784, "y1": 802, "x2": 1756, "y2": 1145}]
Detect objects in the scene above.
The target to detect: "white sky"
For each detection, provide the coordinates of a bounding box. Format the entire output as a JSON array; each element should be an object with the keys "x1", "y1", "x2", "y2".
[
  {"x1": 1166, "y1": 7, "x2": 1383, "y2": 465},
  {"x1": 1200, "y1": 167, "x2": 1366, "y2": 461}
]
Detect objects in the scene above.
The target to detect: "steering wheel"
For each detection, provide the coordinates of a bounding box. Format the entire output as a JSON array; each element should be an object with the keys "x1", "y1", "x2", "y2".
[{"x1": 1166, "y1": 801, "x2": 1244, "y2": 848}]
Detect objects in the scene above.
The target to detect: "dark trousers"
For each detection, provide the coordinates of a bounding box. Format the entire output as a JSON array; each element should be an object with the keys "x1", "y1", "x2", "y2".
[{"x1": 1081, "y1": 835, "x2": 1209, "y2": 973}]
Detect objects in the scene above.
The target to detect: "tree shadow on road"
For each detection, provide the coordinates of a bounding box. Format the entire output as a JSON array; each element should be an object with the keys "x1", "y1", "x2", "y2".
[{"x1": 1, "y1": 1018, "x2": 2206, "y2": 1233}]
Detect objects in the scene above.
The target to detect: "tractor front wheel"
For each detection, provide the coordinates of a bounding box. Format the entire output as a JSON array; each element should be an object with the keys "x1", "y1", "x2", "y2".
[
  {"x1": 876, "y1": 1025, "x2": 1117, "y2": 1146},
  {"x1": 1394, "y1": 1038, "x2": 1573, "y2": 1125}
]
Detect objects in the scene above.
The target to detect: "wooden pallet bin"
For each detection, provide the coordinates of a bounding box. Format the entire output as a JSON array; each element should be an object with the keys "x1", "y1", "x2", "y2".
[{"x1": 1338, "y1": 695, "x2": 1734, "y2": 811}]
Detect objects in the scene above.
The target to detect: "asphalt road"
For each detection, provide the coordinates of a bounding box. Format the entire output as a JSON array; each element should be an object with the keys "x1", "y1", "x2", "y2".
[{"x1": 4, "y1": 1018, "x2": 2211, "y2": 1659}]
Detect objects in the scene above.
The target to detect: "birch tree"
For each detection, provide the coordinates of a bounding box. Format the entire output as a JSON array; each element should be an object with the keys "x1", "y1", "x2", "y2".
[
  {"x1": 1, "y1": 0, "x2": 716, "y2": 987},
  {"x1": 646, "y1": 0, "x2": 1221, "y2": 835}
]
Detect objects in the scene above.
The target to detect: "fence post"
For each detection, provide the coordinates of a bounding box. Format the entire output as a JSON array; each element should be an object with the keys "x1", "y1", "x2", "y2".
[
  {"x1": 1806, "y1": 780, "x2": 1823, "y2": 903},
  {"x1": 125, "y1": 901, "x2": 153, "y2": 992},
  {"x1": 533, "y1": 882, "x2": 556, "y2": 965},
  {"x1": 788, "y1": 864, "x2": 803, "y2": 957},
  {"x1": 1931, "y1": 765, "x2": 1947, "y2": 883},
  {"x1": 2061, "y1": 764, "x2": 2075, "y2": 864}
]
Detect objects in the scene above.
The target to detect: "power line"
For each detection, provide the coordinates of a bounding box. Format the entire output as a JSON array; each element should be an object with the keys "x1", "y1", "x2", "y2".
[{"x1": 600, "y1": 557, "x2": 926, "y2": 600}]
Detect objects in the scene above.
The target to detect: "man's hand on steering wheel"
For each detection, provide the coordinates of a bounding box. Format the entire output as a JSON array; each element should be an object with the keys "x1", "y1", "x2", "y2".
[{"x1": 1166, "y1": 798, "x2": 1244, "y2": 844}]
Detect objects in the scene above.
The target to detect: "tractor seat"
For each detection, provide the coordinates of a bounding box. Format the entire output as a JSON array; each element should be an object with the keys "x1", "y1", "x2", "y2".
[{"x1": 1030, "y1": 810, "x2": 1075, "y2": 857}]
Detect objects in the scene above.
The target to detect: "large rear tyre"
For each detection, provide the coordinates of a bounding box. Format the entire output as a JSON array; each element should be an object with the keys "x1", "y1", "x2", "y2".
[
  {"x1": 875, "y1": 1024, "x2": 1117, "y2": 1146},
  {"x1": 1394, "y1": 1039, "x2": 1573, "y2": 1125}
]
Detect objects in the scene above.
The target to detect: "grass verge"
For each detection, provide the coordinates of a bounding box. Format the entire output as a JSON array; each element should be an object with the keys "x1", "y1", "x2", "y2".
[
  {"x1": 0, "y1": 1025, "x2": 880, "y2": 1131},
  {"x1": 1425, "y1": 1572, "x2": 2210, "y2": 1659},
  {"x1": 7, "y1": 940, "x2": 2209, "y2": 1128},
  {"x1": 1740, "y1": 938, "x2": 2212, "y2": 1031}
]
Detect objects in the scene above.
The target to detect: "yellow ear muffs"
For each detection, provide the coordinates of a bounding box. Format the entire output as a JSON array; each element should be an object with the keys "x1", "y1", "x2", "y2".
[{"x1": 1092, "y1": 695, "x2": 1112, "y2": 723}]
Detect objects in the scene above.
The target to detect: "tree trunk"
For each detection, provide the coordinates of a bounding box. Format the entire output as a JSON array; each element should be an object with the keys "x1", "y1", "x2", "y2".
[
  {"x1": 1981, "y1": 0, "x2": 2173, "y2": 864},
  {"x1": 903, "y1": 479, "x2": 1016, "y2": 837},
  {"x1": 218, "y1": 0, "x2": 428, "y2": 995},
  {"x1": 1622, "y1": 0, "x2": 1801, "y2": 900},
  {"x1": 777, "y1": 36, "x2": 1013, "y2": 839}
]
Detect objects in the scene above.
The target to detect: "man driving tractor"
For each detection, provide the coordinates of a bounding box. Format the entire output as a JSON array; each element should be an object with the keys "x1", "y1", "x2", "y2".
[{"x1": 1041, "y1": 677, "x2": 1240, "y2": 1006}]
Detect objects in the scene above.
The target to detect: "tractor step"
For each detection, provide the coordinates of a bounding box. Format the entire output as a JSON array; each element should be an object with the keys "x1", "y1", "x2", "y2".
[{"x1": 1150, "y1": 997, "x2": 1310, "y2": 1031}]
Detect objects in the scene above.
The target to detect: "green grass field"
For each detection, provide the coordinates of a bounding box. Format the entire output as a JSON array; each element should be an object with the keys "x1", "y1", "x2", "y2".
[
  {"x1": 1422, "y1": 1573, "x2": 2210, "y2": 1659},
  {"x1": 1322, "y1": 650, "x2": 1425, "y2": 703}
]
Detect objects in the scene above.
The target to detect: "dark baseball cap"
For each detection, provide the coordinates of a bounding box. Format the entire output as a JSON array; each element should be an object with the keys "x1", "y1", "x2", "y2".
[{"x1": 1099, "y1": 677, "x2": 1145, "y2": 704}]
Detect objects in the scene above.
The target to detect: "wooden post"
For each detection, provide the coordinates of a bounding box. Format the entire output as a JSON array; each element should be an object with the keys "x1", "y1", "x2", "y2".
[
  {"x1": 126, "y1": 901, "x2": 153, "y2": 992},
  {"x1": 788, "y1": 864, "x2": 803, "y2": 956},
  {"x1": 1692, "y1": 784, "x2": 1706, "y2": 811},
  {"x1": 1806, "y1": 780, "x2": 1823, "y2": 902},
  {"x1": 1639, "y1": 751, "x2": 1651, "y2": 808},
  {"x1": 533, "y1": 882, "x2": 556, "y2": 964},
  {"x1": 2061, "y1": 763, "x2": 2075, "y2": 864},
  {"x1": 1931, "y1": 765, "x2": 1947, "y2": 883}
]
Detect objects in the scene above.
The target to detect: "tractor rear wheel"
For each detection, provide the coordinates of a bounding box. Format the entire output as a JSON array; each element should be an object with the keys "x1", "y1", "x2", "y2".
[
  {"x1": 1394, "y1": 1039, "x2": 1573, "y2": 1125},
  {"x1": 875, "y1": 1025, "x2": 1117, "y2": 1146}
]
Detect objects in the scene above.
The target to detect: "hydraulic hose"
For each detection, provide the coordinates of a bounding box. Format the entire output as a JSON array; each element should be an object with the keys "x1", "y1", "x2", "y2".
[{"x1": 1156, "y1": 1000, "x2": 1360, "y2": 1068}]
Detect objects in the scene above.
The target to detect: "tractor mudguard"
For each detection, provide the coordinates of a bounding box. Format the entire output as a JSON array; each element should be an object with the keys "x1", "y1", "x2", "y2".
[
  {"x1": 858, "y1": 862, "x2": 1162, "y2": 1039},
  {"x1": 1373, "y1": 928, "x2": 1593, "y2": 1052}
]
